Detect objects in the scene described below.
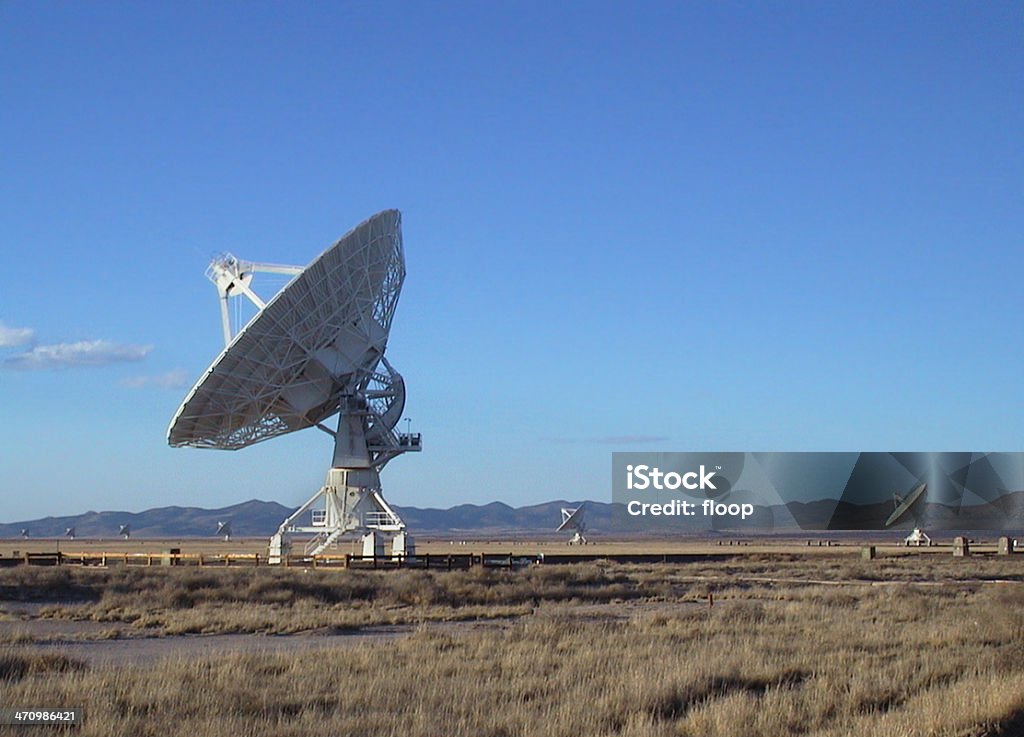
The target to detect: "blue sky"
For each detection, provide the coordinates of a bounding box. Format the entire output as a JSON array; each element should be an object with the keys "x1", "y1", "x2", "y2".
[{"x1": 1, "y1": 1, "x2": 1021, "y2": 522}]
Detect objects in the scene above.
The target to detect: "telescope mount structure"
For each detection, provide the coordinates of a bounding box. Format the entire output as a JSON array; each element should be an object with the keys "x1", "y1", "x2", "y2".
[
  {"x1": 558, "y1": 505, "x2": 588, "y2": 545},
  {"x1": 168, "y1": 211, "x2": 422, "y2": 564}
]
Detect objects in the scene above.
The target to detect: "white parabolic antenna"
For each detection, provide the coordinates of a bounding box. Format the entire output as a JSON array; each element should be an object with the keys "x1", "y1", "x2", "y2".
[
  {"x1": 884, "y1": 482, "x2": 931, "y2": 546},
  {"x1": 168, "y1": 210, "x2": 422, "y2": 562},
  {"x1": 884, "y1": 482, "x2": 928, "y2": 527},
  {"x1": 557, "y1": 505, "x2": 587, "y2": 545}
]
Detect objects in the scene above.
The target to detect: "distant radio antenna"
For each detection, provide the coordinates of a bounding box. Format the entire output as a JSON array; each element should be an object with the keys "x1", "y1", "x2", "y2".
[
  {"x1": 557, "y1": 505, "x2": 587, "y2": 545},
  {"x1": 216, "y1": 521, "x2": 232, "y2": 542},
  {"x1": 64, "y1": 527, "x2": 76, "y2": 540},
  {"x1": 884, "y1": 482, "x2": 931, "y2": 546},
  {"x1": 118, "y1": 524, "x2": 130, "y2": 539}
]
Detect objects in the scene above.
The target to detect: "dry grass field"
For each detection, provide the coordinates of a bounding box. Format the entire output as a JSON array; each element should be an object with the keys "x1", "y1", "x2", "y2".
[{"x1": 1, "y1": 551, "x2": 1023, "y2": 736}]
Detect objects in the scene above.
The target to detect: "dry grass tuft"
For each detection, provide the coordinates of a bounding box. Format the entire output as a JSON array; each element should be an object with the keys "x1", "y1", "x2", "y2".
[{"x1": 0, "y1": 647, "x2": 86, "y2": 682}]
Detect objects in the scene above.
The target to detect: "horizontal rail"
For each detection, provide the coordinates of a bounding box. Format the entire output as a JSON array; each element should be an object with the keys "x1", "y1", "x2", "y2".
[
  {"x1": 0, "y1": 551, "x2": 542, "y2": 569},
  {"x1": 3, "y1": 547, "x2": 1005, "y2": 570}
]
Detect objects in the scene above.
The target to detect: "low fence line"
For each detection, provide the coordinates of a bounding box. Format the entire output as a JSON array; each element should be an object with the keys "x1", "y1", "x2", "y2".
[
  {"x1": 0, "y1": 551, "x2": 544, "y2": 570},
  {"x1": 3, "y1": 546, "x2": 1012, "y2": 570}
]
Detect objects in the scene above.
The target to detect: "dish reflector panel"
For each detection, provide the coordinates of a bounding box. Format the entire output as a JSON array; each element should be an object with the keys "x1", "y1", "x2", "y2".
[
  {"x1": 885, "y1": 482, "x2": 928, "y2": 527},
  {"x1": 168, "y1": 210, "x2": 404, "y2": 450},
  {"x1": 557, "y1": 506, "x2": 586, "y2": 532}
]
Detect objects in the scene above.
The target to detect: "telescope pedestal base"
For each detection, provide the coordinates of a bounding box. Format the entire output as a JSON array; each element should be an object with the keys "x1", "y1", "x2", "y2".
[
  {"x1": 267, "y1": 468, "x2": 406, "y2": 564},
  {"x1": 904, "y1": 528, "x2": 932, "y2": 547}
]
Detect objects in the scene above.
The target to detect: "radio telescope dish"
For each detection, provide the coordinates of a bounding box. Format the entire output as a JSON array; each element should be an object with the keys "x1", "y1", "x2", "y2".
[
  {"x1": 216, "y1": 521, "x2": 232, "y2": 541},
  {"x1": 557, "y1": 505, "x2": 587, "y2": 545},
  {"x1": 19, "y1": 529, "x2": 28, "y2": 539},
  {"x1": 169, "y1": 210, "x2": 422, "y2": 562},
  {"x1": 64, "y1": 527, "x2": 76, "y2": 540},
  {"x1": 118, "y1": 524, "x2": 130, "y2": 539},
  {"x1": 885, "y1": 482, "x2": 927, "y2": 527},
  {"x1": 884, "y1": 482, "x2": 931, "y2": 546}
]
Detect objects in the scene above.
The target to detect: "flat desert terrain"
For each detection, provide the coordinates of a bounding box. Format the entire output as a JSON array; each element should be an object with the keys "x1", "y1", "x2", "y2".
[{"x1": 1, "y1": 540, "x2": 1022, "y2": 736}]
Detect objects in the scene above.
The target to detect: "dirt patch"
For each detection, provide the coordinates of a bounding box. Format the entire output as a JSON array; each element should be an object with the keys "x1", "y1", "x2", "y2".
[
  {"x1": 24, "y1": 618, "x2": 516, "y2": 666},
  {"x1": 30, "y1": 629, "x2": 403, "y2": 666}
]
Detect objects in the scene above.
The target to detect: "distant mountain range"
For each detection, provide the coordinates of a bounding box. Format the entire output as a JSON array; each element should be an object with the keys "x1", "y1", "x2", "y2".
[
  {"x1": 0, "y1": 499, "x2": 602, "y2": 539},
  {"x1": 0, "y1": 500, "x2": 295, "y2": 539},
  {"x1": 2, "y1": 493, "x2": 1022, "y2": 538}
]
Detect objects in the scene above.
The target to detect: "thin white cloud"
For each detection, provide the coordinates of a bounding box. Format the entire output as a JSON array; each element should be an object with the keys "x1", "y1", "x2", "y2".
[
  {"x1": 551, "y1": 435, "x2": 669, "y2": 445},
  {"x1": 0, "y1": 321, "x2": 35, "y2": 348},
  {"x1": 592, "y1": 435, "x2": 669, "y2": 445},
  {"x1": 4, "y1": 340, "x2": 152, "y2": 370},
  {"x1": 120, "y1": 369, "x2": 191, "y2": 390}
]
